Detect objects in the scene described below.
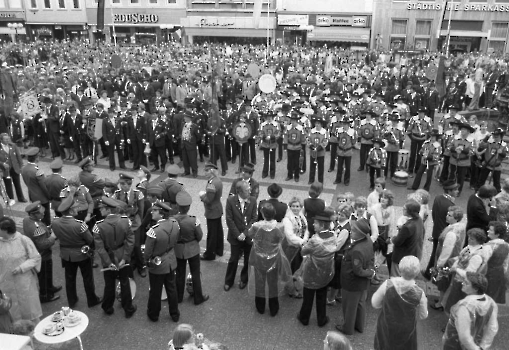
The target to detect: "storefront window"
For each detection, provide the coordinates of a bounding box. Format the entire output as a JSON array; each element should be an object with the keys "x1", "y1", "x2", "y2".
[
  {"x1": 489, "y1": 41, "x2": 505, "y2": 53},
  {"x1": 73, "y1": 0, "x2": 79, "y2": 8},
  {"x1": 58, "y1": 0, "x2": 65, "y2": 8},
  {"x1": 492, "y1": 23, "x2": 508, "y2": 39},
  {"x1": 415, "y1": 38, "x2": 429, "y2": 50},
  {"x1": 416, "y1": 20, "x2": 431, "y2": 35},
  {"x1": 44, "y1": 0, "x2": 50, "y2": 8},
  {"x1": 391, "y1": 20, "x2": 407, "y2": 35},
  {"x1": 390, "y1": 38, "x2": 405, "y2": 50},
  {"x1": 30, "y1": 0, "x2": 37, "y2": 8}
]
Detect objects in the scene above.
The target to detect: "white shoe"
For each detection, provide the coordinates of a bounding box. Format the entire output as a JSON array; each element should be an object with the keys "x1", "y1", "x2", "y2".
[{"x1": 8, "y1": 199, "x2": 15, "y2": 206}]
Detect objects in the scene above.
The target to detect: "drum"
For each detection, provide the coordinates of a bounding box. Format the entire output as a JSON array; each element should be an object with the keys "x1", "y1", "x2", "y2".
[
  {"x1": 116, "y1": 277, "x2": 137, "y2": 301},
  {"x1": 393, "y1": 170, "x2": 408, "y2": 187},
  {"x1": 398, "y1": 149, "x2": 410, "y2": 170}
]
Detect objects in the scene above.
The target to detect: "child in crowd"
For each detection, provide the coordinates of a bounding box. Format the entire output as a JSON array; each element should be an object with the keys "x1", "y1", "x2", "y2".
[{"x1": 367, "y1": 177, "x2": 385, "y2": 210}]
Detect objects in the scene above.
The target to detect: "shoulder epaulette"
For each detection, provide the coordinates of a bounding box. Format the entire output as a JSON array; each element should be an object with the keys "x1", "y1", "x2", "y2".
[
  {"x1": 33, "y1": 226, "x2": 46, "y2": 237},
  {"x1": 92, "y1": 224, "x2": 100, "y2": 234},
  {"x1": 79, "y1": 222, "x2": 88, "y2": 233}
]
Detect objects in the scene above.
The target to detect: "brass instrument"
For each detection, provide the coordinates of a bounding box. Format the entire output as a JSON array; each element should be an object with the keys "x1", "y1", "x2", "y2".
[
  {"x1": 311, "y1": 138, "x2": 318, "y2": 163},
  {"x1": 81, "y1": 245, "x2": 94, "y2": 257}
]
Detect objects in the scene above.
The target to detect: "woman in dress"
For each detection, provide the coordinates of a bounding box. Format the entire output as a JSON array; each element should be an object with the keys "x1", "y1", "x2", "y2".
[
  {"x1": 372, "y1": 255, "x2": 428, "y2": 350},
  {"x1": 444, "y1": 228, "x2": 487, "y2": 314},
  {"x1": 442, "y1": 273, "x2": 499, "y2": 350},
  {"x1": 369, "y1": 189, "x2": 396, "y2": 276},
  {"x1": 0, "y1": 217, "x2": 42, "y2": 323},
  {"x1": 430, "y1": 205, "x2": 466, "y2": 310},
  {"x1": 247, "y1": 202, "x2": 291, "y2": 316},
  {"x1": 484, "y1": 221, "x2": 509, "y2": 303}
]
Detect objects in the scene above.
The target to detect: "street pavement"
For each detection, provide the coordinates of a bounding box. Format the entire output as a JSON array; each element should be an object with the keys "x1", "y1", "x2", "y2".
[{"x1": 7, "y1": 137, "x2": 509, "y2": 350}]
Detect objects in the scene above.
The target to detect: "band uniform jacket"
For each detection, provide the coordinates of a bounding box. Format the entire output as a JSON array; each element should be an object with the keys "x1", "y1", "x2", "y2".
[
  {"x1": 127, "y1": 113, "x2": 147, "y2": 142},
  {"x1": 208, "y1": 118, "x2": 226, "y2": 145},
  {"x1": 367, "y1": 148, "x2": 387, "y2": 169},
  {"x1": 407, "y1": 115, "x2": 432, "y2": 142},
  {"x1": 449, "y1": 137, "x2": 473, "y2": 167},
  {"x1": 225, "y1": 195, "x2": 258, "y2": 245},
  {"x1": 22, "y1": 162, "x2": 49, "y2": 204},
  {"x1": 229, "y1": 178, "x2": 260, "y2": 200},
  {"x1": 422, "y1": 88, "x2": 440, "y2": 111},
  {"x1": 159, "y1": 178, "x2": 185, "y2": 206},
  {"x1": 113, "y1": 188, "x2": 145, "y2": 231},
  {"x1": 23, "y1": 217, "x2": 55, "y2": 260},
  {"x1": 52, "y1": 216, "x2": 93, "y2": 262},
  {"x1": 336, "y1": 127, "x2": 357, "y2": 157},
  {"x1": 383, "y1": 125, "x2": 405, "y2": 153},
  {"x1": 420, "y1": 140, "x2": 442, "y2": 167},
  {"x1": 173, "y1": 214, "x2": 203, "y2": 260},
  {"x1": 359, "y1": 119, "x2": 378, "y2": 145},
  {"x1": 442, "y1": 129, "x2": 456, "y2": 157},
  {"x1": 201, "y1": 175, "x2": 223, "y2": 219},
  {"x1": 79, "y1": 170, "x2": 105, "y2": 200},
  {"x1": 93, "y1": 214, "x2": 134, "y2": 267},
  {"x1": 478, "y1": 136, "x2": 508, "y2": 171},
  {"x1": 102, "y1": 116, "x2": 123, "y2": 144},
  {"x1": 144, "y1": 218, "x2": 180, "y2": 273},
  {"x1": 0, "y1": 142, "x2": 23, "y2": 174},
  {"x1": 60, "y1": 185, "x2": 94, "y2": 214},
  {"x1": 45, "y1": 173, "x2": 67, "y2": 211},
  {"x1": 65, "y1": 113, "x2": 85, "y2": 141},
  {"x1": 147, "y1": 117, "x2": 167, "y2": 148},
  {"x1": 283, "y1": 124, "x2": 306, "y2": 151},
  {"x1": 259, "y1": 120, "x2": 280, "y2": 149},
  {"x1": 181, "y1": 121, "x2": 201, "y2": 150},
  {"x1": 245, "y1": 111, "x2": 260, "y2": 138},
  {"x1": 307, "y1": 127, "x2": 329, "y2": 158},
  {"x1": 328, "y1": 116, "x2": 343, "y2": 145}
]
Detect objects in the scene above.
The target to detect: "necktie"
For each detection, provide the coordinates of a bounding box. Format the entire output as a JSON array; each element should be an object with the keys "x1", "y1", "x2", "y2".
[
  {"x1": 111, "y1": 118, "x2": 115, "y2": 128},
  {"x1": 133, "y1": 117, "x2": 137, "y2": 128},
  {"x1": 124, "y1": 192, "x2": 129, "y2": 203}
]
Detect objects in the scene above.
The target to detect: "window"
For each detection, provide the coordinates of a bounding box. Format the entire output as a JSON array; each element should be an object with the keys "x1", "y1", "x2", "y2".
[
  {"x1": 414, "y1": 38, "x2": 429, "y2": 50},
  {"x1": 489, "y1": 41, "x2": 505, "y2": 52},
  {"x1": 391, "y1": 20, "x2": 407, "y2": 35},
  {"x1": 58, "y1": 0, "x2": 65, "y2": 8},
  {"x1": 149, "y1": 0, "x2": 157, "y2": 3},
  {"x1": 492, "y1": 23, "x2": 508, "y2": 39},
  {"x1": 73, "y1": 0, "x2": 79, "y2": 7},
  {"x1": 390, "y1": 38, "x2": 405, "y2": 50},
  {"x1": 131, "y1": 0, "x2": 139, "y2": 3},
  {"x1": 44, "y1": 0, "x2": 50, "y2": 8},
  {"x1": 31, "y1": 0, "x2": 37, "y2": 8},
  {"x1": 112, "y1": 0, "x2": 120, "y2": 3},
  {"x1": 168, "y1": 0, "x2": 176, "y2": 3},
  {"x1": 415, "y1": 20, "x2": 432, "y2": 36}
]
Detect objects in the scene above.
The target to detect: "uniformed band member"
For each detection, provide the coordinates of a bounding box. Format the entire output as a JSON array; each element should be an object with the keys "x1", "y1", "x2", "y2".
[
  {"x1": 52, "y1": 195, "x2": 102, "y2": 308},
  {"x1": 199, "y1": 163, "x2": 224, "y2": 261},
  {"x1": 45, "y1": 158, "x2": 67, "y2": 217},
  {"x1": 357, "y1": 111, "x2": 379, "y2": 172},
  {"x1": 135, "y1": 165, "x2": 151, "y2": 197},
  {"x1": 476, "y1": 128, "x2": 507, "y2": 192},
  {"x1": 307, "y1": 116, "x2": 329, "y2": 184},
  {"x1": 383, "y1": 113, "x2": 405, "y2": 178},
  {"x1": 93, "y1": 196, "x2": 137, "y2": 318},
  {"x1": 79, "y1": 156, "x2": 106, "y2": 221},
  {"x1": 21, "y1": 147, "x2": 51, "y2": 226},
  {"x1": 144, "y1": 201, "x2": 180, "y2": 323},
  {"x1": 259, "y1": 110, "x2": 280, "y2": 179},
  {"x1": 367, "y1": 138, "x2": 387, "y2": 191},
  {"x1": 102, "y1": 108, "x2": 126, "y2": 171},
  {"x1": 406, "y1": 107, "x2": 432, "y2": 176},
  {"x1": 439, "y1": 122, "x2": 460, "y2": 183},
  {"x1": 409, "y1": 129, "x2": 442, "y2": 191},
  {"x1": 328, "y1": 108, "x2": 344, "y2": 173},
  {"x1": 229, "y1": 163, "x2": 260, "y2": 200},
  {"x1": 60, "y1": 175, "x2": 94, "y2": 223},
  {"x1": 181, "y1": 112, "x2": 200, "y2": 178},
  {"x1": 113, "y1": 172, "x2": 146, "y2": 277},
  {"x1": 334, "y1": 115, "x2": 356, "y2": 186},
  {"x1": 23, "y1": 201, "x2": 61, "y2": 303},
  {"x1": 448, "y1": 121, "x2": 474, "y2": 195},
  {"x1": 283, "y1": 111, "x2": 306, "y2": 183},
  {"x1": 160, "y1": 164, "x2": 185, "y2": 216},
  {"x1": 174, "y1": 191, "x2": 209, "y2": 305},
  {"x1": 208, "y1": 112, "x2": 228, "y2": 176}
]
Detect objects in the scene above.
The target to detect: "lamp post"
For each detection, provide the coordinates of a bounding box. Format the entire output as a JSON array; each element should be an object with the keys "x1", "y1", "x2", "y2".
[{"x1": 7, "y1": 22, "x2": 23, "y2": 44}]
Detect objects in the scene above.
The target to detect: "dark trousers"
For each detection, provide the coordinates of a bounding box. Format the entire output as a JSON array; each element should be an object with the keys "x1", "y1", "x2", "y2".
[
  {"x1": 359, "y1": 144, "x2": 372, "y2": 170},
  {"x1": 204, "y1": 217, "x2": 224, "y2": 259},
  {"x1": 408, "y1": 139, "x2": 424, "y2": 174},
  {"x1": 62, "y1": 258, "x2": 99, "y2": 307},
  {"x1": 3, "y1": 169, "x2": 25, "y2": 201},
  {"x1": 254, "y1": 268, "x2": 279, "y2": 315},
  {"x1": 165, "y1": 138, "x2": 174, "y2": 162},
  {"x1": 131, "y1": 139, "x2": 144, "y2": 170},
  {"x1": 225, "y1": 136, "x2": 232, "y2": 161},
  {"x1": 82, "y1": 136, "x2": 93, "y2": 158},
  {"x1": 369, "y1": 167, "x2": 382, "y2": 188},
  {"x1": 309, "y1": 156, "x2": 324, "y2": 183},
  {"x1": 72, "y1": 136, "x2": 83, "y2": 161},
  {"x1": 424, "y1": 238, "x2": 439, "y2": 279},
  {"x1": 41, "y1": 202, "x2": 51, "y2": 226},
  {"x1": 107, "y1": 139, "x2": 125, "y2": 170},
  {"x1": 448, "y1": 164, "x2": 468, "y2": 193},
  {"x1": 248, "y1": 138, "x2": 256, "y2": 163},
  {"x1": 470, "y1": 158, "x2": 480, "y2": 189},
  {"x1": 150, "y1": 144, "x2": 167, "y2": 170},
  {"x1": 198, "y1": 137, "x2": 208, "y2": 159},
  {"x1": 102, "y1": 267, "x2": 134, "y2": 314},
  {"x1": 131, "y1": 227, "x2": 145, "y2": 271},
  {"x1": 412, "y1": 163, "x2": 435, "y2": 191},
  {"x1": 440, "y1": 155, "x2": 450, "y2": 182},
  {"x1": 262, "y1": 148, "x2": 276, "y2": 178},
  {"x1": 329, "y1": 143, "x2": 338, "y2": 170},
  {"x1": 385, "y1": 151, "x2": 399, "y2": 178},
  {"x1": 298, "y1": 286, "x2": 328, "y2": 326},
  {"x1": 49, "y1": 132, "x2": 65, "y2": 158},
  {"x1": 287, "y1": 149, "x2": 301, "y2": 179},
  {"x1": 341, "y1": 289, "x2": 367, "y2": 335},
  {"x1": 38, "y1": 258, "x2": 55, "y2": 299},
  {"x1": 240, "y1": 143, "x2": 249, "y2": 167},
  {"x1": 225, "y1": 241, "x2": 251, "y2": 287},
  {"x1": 99, "y1": 138, "x2": 109, "y2": 157},
  {"x1": 148, "y1": 271, "x2": 179, "y2": 320},
  {"x1": 300, "y1": 146, "x2": 306, "y2": 173},
  {"x1": 182, "y1": 146, "x2": 198, "y2": 175},
  {"x1": 176, "y1": 255, "x2": 205, "y2": 304},
  {"x1": 335, "y1": 156, "x2": 351, "y2": 183},
  {"x1": 231, "y1": 139, "x2": 240, "y2": 163},
  {"x1": 478, "y1": 168, "x2": 501, "y2": 192},
  {"x1": 277, "y1": 137, "x2": 283, "y2": 160},
  {"x1": 210, "y1": 143, "x2": 227, "y2": 172}
]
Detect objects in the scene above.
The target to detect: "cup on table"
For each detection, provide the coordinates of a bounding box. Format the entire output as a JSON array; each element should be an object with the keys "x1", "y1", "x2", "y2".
[{"x1": 62, "y1": 306, "x2": 70, "y2": 316}]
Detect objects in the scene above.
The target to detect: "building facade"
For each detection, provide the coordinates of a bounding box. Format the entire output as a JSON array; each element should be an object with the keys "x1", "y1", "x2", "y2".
[
  {"x1": 0, "y1": 1, "x2": 26, "y2": 43},
  {"x1": 372, "y1": 0, "x2": 509, "y2": 53}
]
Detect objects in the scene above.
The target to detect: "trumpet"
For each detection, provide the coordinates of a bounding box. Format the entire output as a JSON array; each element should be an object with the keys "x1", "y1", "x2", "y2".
[
  {"x1": 147, "y1": 256, "x2": 162, "y2": 267},
  {"x1": 81, "y1": 245, "x2": 94, "y2": 257}
]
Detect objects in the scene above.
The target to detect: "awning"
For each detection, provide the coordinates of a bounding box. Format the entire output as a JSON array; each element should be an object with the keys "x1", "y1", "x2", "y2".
[
  {"x1": 0, "y1": 27, "x2": 26, "y2": 35},
  {"x1": 184, "y1": 27, "x2": 272, "y2": 38},
  {"x1": 439, "y1": 30, "x2": 488, "y2": 38},
  {"x1": 307, "y1": 27, "x2": 370, "y2": 43}
]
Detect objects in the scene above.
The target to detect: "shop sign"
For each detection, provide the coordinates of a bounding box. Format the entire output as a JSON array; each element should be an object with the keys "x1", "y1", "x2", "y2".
[
  {"x1": 184, "y1": 16, "x2": 274, "y2": 29},
  {"x1": 0, "y1": 12, "x2": 24, "y2": 19},
  {"x1": 37, "y1": 27, "x2": 52, "y2": 35},
  {"x1": 407, "y1": 2, "x2": 509, "y2": 12},
  {"x1": 277, "y1": 15, "x2": 308, "y2": 26},
  {"x1": 315, "y1": 16, "x2": 367, "y2": 27},
  {"x1": 113, "y1": 13, "x2": 159, "y2": 24}
]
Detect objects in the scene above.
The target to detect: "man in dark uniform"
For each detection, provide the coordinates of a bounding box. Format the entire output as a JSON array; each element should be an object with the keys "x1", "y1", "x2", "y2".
[
  {"x1": 208, "y1": 111, "x2": 228, "y2": 176},
  {"x1": 174, "y1": 191, "x2": 209, "y2": 305},
  {"x1": 199, "y1": 163, "x2": 224, "y2": 261},
  {"x1": 159, "y1": 164, "x2": 185, "y2": 216},
  {"x1": 229, "y1": 163, "x2": 259, "y2": 200},
  {"x1": 21, "y1": 147, "x2": 51, "y2": 226},
  {"x1": 283, "y1": 111, "x2": 306, "y2": 182},
  {"x1": 93, "y1": 196, "x2": 137, "y2": 318},
  {"x1": 79, "y1": 156, "x2": 105, "y2": 222},
  {"x1": 257, "y1": 183, "x2": 288, "y2": 222},
  {"x1": 45, "y1": 158, "x2": 67, "y2": 217},
  {"x1": 23, "y1": 201, "x2": 61, "y2": 303},
  {"x1": 102, "y1": 108, "x2": 126, "y2": 171},
  {"x1": 144, "y1": 201, "x2": 180, "y2": 322},
  {"x1": 147, "y1": 112, "x2": 168, "y2": 173},
  {"x1": 52, "y1": 195, "x2": 102, "y2": 308},
  {"x1": 180, "y1": 112, "x2": 200, "y2": 178},
  {"x1": 127, "y1": 103, "x2": 147, "y2": 170}
]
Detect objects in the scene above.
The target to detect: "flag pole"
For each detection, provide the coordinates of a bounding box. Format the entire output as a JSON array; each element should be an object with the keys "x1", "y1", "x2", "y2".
[
  {"x1": 266, "y1": 0, "x2": 270, "y2": 64},
  {"x1": 445, "y1": 0, "x2": 453, "y2": 56},
  {"x1": 110, "y1": 3, "x2": 117, "y2": 47}
]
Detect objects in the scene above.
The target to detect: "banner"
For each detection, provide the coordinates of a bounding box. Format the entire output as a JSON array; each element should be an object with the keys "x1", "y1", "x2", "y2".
[
  {"x1": 20, "y1": 92, "x2": 41, "y2": 119},
  {"x1": 97, "y1": 0, "x2": 105, "y2": 31},
  {"x1": 253, "y1": 0, "x2": 262, "y2": 29},
  {"x1": 436, "y1": 56, "x2": 446, "y2": 97},
  {"x1": 425, "y1": 63, "x2": 438, "y2": 82}
]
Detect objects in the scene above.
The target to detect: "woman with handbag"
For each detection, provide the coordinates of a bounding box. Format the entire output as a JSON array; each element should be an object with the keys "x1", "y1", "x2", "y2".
[{"x1": 0, "y1": 217, "x2": 42, "y2": 323}]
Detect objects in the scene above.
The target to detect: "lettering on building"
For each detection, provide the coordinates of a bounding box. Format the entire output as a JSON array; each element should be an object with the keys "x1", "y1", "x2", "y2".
[
  {"x1": 113, "y1": 13, "x2": 159, "y2": 24},
  {"x1": 407, "y1": 2, "x2": 509, "y2": 11}
]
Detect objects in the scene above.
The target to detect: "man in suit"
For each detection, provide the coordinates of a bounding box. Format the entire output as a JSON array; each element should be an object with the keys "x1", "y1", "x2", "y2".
[
  {"x1": 42, "y1": 96, "x2": 65, "y2": 159},
  {"x1": 422, "y1": 81, "x2": 440, "y2": 122},
  {"x1": 257, "y1": 183, "x2": 288, "y2": 222},
  {"x1": 147, "y1": 113, "x2": 168, "y2": 172},
  {"x1": 180, "y1": 112, "x2": 200, "y2": 178},
  {"x1": 102, "y1": 108, "x2": 126, "y2": 171},
  {"x1": 22, "y1": 147, "x2": 51, "y2": 225},
  {"x1": 422, "y1": 180, "x2": 459, "y2": 280},
  {"x1": 229, "y1": 163, "x2": 259, "y2": 200},
  {"x1": 45, "y1": 159, "x2": 67, "y2": 217},
  {"x1": 199, "y1": 163, "x2": 224, "y2": 261},
  {"x1": 466, "y1": 185, "x2": 498, "y2": 237},
  {"x1": 0, "y1": 133, "x2": 26, "y2": 204},
  {"x1": 224, "y1": 181, "x2": 257, "y2": 291},
  {"x1": 127, "y1": 105, "x2": 147, "y2": 171},
  {"x1": 66, "y1": 105, "x2": 85, "y2": 163}
]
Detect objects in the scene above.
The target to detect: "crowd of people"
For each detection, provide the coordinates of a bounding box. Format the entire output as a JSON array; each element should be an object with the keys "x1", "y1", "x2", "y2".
[{"x1": 0, "y1": 39, "x2": 508, "y2": 349}]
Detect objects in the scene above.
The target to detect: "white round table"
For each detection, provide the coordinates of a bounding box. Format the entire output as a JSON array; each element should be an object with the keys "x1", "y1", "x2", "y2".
[{"x1": 33, "y1": 310, "x2": 89, "y2": 350}]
